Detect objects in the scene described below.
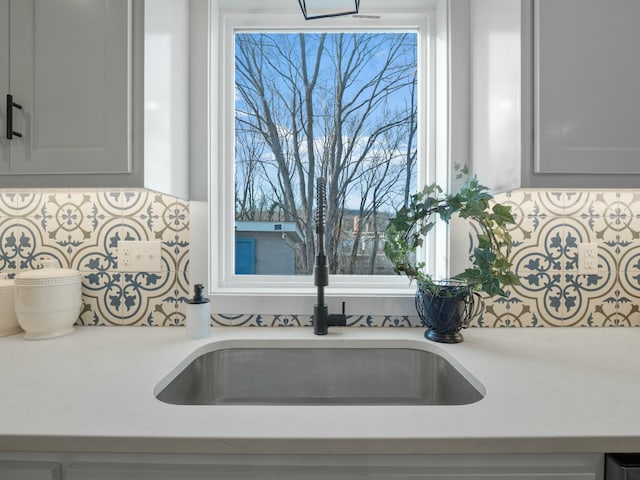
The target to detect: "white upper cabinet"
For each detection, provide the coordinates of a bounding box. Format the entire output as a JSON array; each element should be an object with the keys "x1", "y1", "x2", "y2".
[
  {"x1": 0, "y1": 461, "x2": 61, "y2": 480},
  {"x1": 0, "y1": 0, "x2": 143, "y2": 188},
  {"x1": 10, "y1": 0, "x2": 131, "y2": 175},
  {"x1": 532, "y1": 0, "x2": 640, "y2": 183},
  {"x1": 0, "y1": 1, "x2": 9, "y2": 172},
  {"x1": 468, "y1": 0, "x2": 640, "y2": 190}
]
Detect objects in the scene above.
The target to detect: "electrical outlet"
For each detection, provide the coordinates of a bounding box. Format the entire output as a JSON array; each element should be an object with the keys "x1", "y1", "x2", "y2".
[
  {"x1": 578, "y1": 243, "x2": 598, "y2": 274},
  {"x1": 118, "y1": 241, "x2": 162, "y2": 272}
]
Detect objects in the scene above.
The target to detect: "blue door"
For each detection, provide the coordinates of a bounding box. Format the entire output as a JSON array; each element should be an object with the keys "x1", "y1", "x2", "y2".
[{"x1": 235, "y1": 238, "x2": 256, "y2": 274}]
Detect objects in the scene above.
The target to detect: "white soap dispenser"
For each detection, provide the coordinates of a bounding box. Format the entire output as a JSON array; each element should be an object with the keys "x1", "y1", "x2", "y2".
[{"x1": 185, "y1": 283, "x2": 211, "y2": 339}]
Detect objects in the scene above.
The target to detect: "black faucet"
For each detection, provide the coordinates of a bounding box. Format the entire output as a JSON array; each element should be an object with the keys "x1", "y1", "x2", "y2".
[{"x1": 313, "y1": 177, "x2": 347, "y2": 335}]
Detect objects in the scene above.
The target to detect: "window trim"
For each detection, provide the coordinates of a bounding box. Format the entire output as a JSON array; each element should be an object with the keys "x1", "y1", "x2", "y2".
[{"x1": 209, "y1": 10, "x2": 441, "y2": 315}]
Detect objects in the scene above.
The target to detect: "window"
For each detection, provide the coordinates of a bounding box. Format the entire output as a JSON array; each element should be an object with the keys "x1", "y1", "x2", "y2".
[
  {"x1": 235, "y1": 31, "x2": 418, "y2": 277},
  {"x1": 211, "y1": 12, "x2": 435, "y2": 313}
]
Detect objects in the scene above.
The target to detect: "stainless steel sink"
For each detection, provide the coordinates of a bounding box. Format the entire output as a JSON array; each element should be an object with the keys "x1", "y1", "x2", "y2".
[{"x1": 156, "y1": 347, "x2": 483, "y2": 406}]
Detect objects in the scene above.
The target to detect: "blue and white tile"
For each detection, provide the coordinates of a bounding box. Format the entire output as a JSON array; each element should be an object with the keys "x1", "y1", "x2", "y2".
[
  {"x1": 508, "y1": 217, "x2": 566, "y2": 324},
  {"x1": 9, "y1": 219, "x2": 68, "y2": 271},
  {"x1": 561, "y1": 268, "x2": 617, "y2": 326},
  {"x1": 0, "y1": 218, "x2": 22, "y2": 272},
  {"x1": 379, "y1": 315, "x2": 418, "y2": 327},
  {"x1": 477, "y1": 288, "x2": 539, "y2": 327},
  {"x1": 177, "y1": 252, "x2": 190, "y2": 280},
  {"x1": 530, "y1": 190, "x2": 567, "y2": 215},
  {"x1": 119, "y1": 190, "x2": 178, "y2": 226},
  {"x1": 12, "y1": 191, "x2": 45, "y2": 217},
  {"x1": 176, "y1": 269, "x2": 190, "y2": 303},
  {"x1": 582, "y1": 280, "x2": 637, "y2": 327},
  {"x1": 119, "y1": 189, "x2": 152, "y2": 215},
  {"x1": 593, "y1": 191, "x2": 640, "y2": 243},
  {"x1": 348, "y1": 315, "x2": 378, "y2": 327},
  {"x1": 256, "y1": 315, "x2": 311, "y2": 327},
  {"x1": 619, "y1": 245, "x2": 640, "y2": 275},
  {"x1": 212, "y1": 313, "x2": 245, "y2": 326},
  {"x1": 567, "y1": 191, "x2": 637, "y2": 268},
  {"x1": 120, "y1": 270, "x2": 177, "y2": 326},
  {"x1": 613, "y1": 192, "x2": 640, "y2": 283},
  {"x1": 562, "y1": 223, "x2": 615, "y2": 325},
  {"x1": 120, "y1": 194, "x2": 187, "y2": 272},
  {"x1": 481, "y1": 190, "x2": 565, "y2": 326},
  {"x1": 69, "y1": 218, "x2": 122, "y2": 272},
  {"x1": 144, "y1": 273, "x2": 190, "y2": 326},
  {"x1": 24, "y1": 191, "x2": 117, "y2": 263},
  {"x1": 93, "y1": 190, "x2": 127, "y2": 217},
  {"x1": 494, "y1": 190, "x2": 560, "y2": 245},
  {"x1": 78, "y1": 271, "x2": 124, "y2": 326},
  {"x1": 617, "y1": 269, "x2": 640, "y2": 326},
  {"x1": 619, "y1": 263, "x2": 640, "y2": 327},
  {"x1": 166, "y1": 198, "x2": 190, "y2": 272},
  {"x1": 562, "y1": 215, "x2": 616, "y2": 275},
  {"x1": 561, "y1": 190, "x2": 594, "y2": 217},
  {"x1": 0, "y1": 192, "x2": 18, "y2": 217}
]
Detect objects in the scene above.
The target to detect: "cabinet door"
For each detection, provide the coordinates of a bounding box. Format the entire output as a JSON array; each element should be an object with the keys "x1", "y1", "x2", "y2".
[
  {"x1": 534, "y1": 0, "x2": 640, "y2": 176},
  {"x1": 63, "y1": 456, "x2": 602, "y2": 480},
  {"x1": 374, "y1": 474, "x2": 597, "y2": 480},
  {"x1": 0, "y1": 461, "x2": 61, "y2": 480},
  {"x1": 65, "y1": 462, "x2": 364, "y2": 480},
  {"x1": 8, "y1": 0, "x2": 132, "y2": 175},
  {"x1": 0, "y1": 0, "x2": 9, "y2": 172}
]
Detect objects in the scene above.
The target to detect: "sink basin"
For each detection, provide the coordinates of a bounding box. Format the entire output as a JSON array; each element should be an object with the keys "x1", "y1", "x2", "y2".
[{"x1": 156, "y1": 347, "x2": 484, "y2": 406}]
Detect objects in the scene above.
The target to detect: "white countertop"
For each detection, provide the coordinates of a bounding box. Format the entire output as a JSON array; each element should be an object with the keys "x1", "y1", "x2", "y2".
[{"x1": 0, "y1": 326, "x2": 639, "y2": 455}]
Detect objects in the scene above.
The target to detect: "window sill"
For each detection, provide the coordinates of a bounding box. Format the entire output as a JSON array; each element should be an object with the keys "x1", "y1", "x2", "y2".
[{"x1": 211, "y1": 286, "x2": 417, "y2": 316}]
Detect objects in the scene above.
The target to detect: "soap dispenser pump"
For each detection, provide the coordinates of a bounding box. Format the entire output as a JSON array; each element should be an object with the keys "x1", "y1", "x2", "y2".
[{"x1": 185, "y1": 283, "x2": 211, "y2": 339}]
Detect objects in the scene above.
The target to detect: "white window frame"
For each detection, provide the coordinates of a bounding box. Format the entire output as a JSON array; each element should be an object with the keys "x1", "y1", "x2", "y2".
[{"x1": 209, "y1": 9, "x2": 445, "y2": 315}]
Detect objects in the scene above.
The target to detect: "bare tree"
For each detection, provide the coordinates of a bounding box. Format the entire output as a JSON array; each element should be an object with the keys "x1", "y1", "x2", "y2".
[
  {"x1": 236, "y1": 126, "x2": 266, "y2": 220},
  {"x1": 235, "y1": 32, "x2": 418, "y2": 274}
]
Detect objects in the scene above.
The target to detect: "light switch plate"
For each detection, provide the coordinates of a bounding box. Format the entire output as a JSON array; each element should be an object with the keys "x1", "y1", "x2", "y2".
[{"x1": 118, "y1": 241, "x2": 162, "y2": 272}]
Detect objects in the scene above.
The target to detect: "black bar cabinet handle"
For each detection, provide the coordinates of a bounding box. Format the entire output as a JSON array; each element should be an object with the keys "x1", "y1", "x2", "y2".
[{"x1": 6, "y1": 94, "x2": 23, "y2": 139}]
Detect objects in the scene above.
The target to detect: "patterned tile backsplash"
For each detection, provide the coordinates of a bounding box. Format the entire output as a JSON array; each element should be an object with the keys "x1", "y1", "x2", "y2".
[
  {"x1": 480, "y1": 190, "x2": 640, "y2": 327},
  {"x1": 1, "y1": 188, "x2": 639, "y2": 328},
  {"x1": 0, "y1": 190, "x2": 190, "y2": 326}
]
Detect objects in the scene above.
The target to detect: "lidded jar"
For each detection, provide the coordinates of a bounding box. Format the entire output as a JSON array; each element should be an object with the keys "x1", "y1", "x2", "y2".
[
  {"x1": 0, "y1": 278, "x2": 20, "y2": 337},
  {"x1": 14, "y1": 265, "x2": 83, "y2": 340}
]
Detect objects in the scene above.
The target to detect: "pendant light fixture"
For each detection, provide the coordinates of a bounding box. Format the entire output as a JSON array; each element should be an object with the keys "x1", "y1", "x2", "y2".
[{"x1": 297, "y1": 0, "x2": 360, "y2": 20}]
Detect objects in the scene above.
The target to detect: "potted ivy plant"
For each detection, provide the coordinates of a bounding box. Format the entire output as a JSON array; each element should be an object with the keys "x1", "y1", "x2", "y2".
[{"x1": 383, "y1": 166, "x2": 520, "y2": 343}]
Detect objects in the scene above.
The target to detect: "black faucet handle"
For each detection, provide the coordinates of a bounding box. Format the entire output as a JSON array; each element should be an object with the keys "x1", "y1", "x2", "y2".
[
  {"x1": 327, "y1": 302, "x2": 347, "y2": 327},
  {"x1": 327, "y1": 314, "x2": 347, "y2": 327}
]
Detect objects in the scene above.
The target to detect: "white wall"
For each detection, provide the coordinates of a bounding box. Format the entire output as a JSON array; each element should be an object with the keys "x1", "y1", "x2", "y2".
[
  {"x1": 187, "y1": 0, "x2": 215, "y2": 292},
  {"x1": 190, "y1": 0, "x2": 521, "y2": 308},
  {"x1": 144, "y1": 0, "x2": 190, "y2": 198},
  {"x1": 469, "y1": 0, "x2": 522, "y2": 193},
  {"x1": 189, "y1": 0, "x2": 211, "y2": 202}
]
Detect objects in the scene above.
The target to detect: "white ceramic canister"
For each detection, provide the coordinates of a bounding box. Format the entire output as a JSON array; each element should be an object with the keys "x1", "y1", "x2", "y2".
[
  {"x1": 0, "y1": 278, "x2": 21, "y2": 336},
  {"x1": 14, "y1": 267, "x2": 83, "y2": 340}
]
